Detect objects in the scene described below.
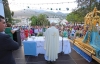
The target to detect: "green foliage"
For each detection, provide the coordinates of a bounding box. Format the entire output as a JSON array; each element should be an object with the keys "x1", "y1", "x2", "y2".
[
  {"x1": 76, "y1": 33, "x2": 80, "y2": 37},
  {"x1": 11, "y1": 11, "x2": 14, "y2": 17},
  {"x1": 66, "y1": 0, "x2": 99, "y2": 24},
  {"x1": 30, "y1": 16, "x2": 38, "y2": 26},
  {"x1": 76, "y1": 0, "x2": 99, "y2": 11},
  {"x1": 30, "y1": 14, "x2": 50, "y2": 26},
  {"x1": 3, "y1": 0, "x2": 12, "y2": 23},
  {"x1": 66, "y1": 12, "x2": 83, "y2": 23}
]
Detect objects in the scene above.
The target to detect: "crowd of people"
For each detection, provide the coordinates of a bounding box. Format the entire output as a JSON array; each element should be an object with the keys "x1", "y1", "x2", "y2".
[
  {"x1": 14, "y1": 26, "x2": 46, "y2": 41},
  {"x1": 8, "y1": 24, "x2": 85, "y2": 41}
]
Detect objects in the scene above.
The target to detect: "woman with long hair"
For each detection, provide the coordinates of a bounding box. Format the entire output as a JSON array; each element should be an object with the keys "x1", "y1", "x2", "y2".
[{"x1": 20, "y1": 27, "x2": 25, "y2": 41}]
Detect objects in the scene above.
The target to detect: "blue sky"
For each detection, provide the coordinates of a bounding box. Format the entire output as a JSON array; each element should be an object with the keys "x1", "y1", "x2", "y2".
[{"x1": 8, "y1": 0, "x2": 77, "y2": 13}]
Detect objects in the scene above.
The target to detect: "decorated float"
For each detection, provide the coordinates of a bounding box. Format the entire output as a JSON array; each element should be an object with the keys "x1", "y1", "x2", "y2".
[{"x1": 72, "y1": 7, "x2": 100, "y2": 63}]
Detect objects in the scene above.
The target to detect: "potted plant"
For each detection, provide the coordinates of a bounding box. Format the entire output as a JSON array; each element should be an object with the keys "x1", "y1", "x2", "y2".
[
  {"x1": 76, "y1": 32, "x2": 80, "y2": 38},
  {"x1": 38, "y1": 33, "x2": 43, "y2": 36}
]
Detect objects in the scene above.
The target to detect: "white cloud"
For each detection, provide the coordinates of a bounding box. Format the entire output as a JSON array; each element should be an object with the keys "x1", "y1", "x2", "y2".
[{"x1": 8, "y1": 0, "x2": 77, "y2": 13}]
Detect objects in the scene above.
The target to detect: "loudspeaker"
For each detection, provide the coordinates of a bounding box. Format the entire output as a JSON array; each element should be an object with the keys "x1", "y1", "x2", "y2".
[{"x1": 13, "y1": 29, "x2": 21, "y2": 46}]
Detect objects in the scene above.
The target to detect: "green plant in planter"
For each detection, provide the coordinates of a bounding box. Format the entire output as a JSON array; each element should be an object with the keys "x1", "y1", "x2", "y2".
[
  {"x1": 76, "y1": 33, "x2": 80, "y2": 37},
  {"x1": 38, "y1": 33, "x2": 43, "y2": 36}
]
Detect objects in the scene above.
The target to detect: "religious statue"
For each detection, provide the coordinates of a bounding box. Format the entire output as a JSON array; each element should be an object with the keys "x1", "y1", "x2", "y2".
[
  {"x1": 74, "y1": 7, "x2": 100, "y2": 61},
  {"x1": 83, "y1": 7, "x2": 100, "y2": 59}
]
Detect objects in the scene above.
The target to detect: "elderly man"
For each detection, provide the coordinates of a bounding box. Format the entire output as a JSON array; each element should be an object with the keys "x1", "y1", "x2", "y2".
[
  {"x1": 44, "y1": 22, "x2": 59, "y2": 63},
  {"x1": 0, "y1": 15, "x2": 19, "y2": 64}
]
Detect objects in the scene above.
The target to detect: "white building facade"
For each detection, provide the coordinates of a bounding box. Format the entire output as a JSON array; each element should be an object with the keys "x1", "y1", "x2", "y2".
[{"x1": 47, "y1": 18, "x2": 61, "y2": 23}]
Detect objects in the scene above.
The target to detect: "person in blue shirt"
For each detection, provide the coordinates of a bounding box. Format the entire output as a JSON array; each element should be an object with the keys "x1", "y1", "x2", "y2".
[{"x1": 63, "y1": 28, "x2": 68, "y2": 38}]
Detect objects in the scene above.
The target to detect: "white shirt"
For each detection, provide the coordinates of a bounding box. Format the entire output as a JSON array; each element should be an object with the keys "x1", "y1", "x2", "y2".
[
  {"x1": 34, "y1": 28, "x2": 39, "y2": 33},
  {"x1": 1, "y1": 31, "x2": 5, "y2": 34},
  {"x1": 39, "y1": 28, "x2": 43, "y2": 33},
  {"x1": 71, "y1": 29, "x2": 75, "y2": 34}
]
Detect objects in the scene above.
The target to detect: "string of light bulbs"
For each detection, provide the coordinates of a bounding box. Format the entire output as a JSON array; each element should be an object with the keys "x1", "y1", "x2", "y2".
[
  {"x1": 0, "y1": 1, "x2": 76, "y2": 12},
  {"x1": 8, "y1": 1, "x2": 76, "y2": 5},
  {"x1": 8, "y1": 2, "x2": 73, "y2": 11}
]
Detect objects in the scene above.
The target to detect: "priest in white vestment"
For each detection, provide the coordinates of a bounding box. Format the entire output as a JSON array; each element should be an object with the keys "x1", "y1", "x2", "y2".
[{"x1": 44, "y1": 23, "x2": 59, "y2": 62}]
